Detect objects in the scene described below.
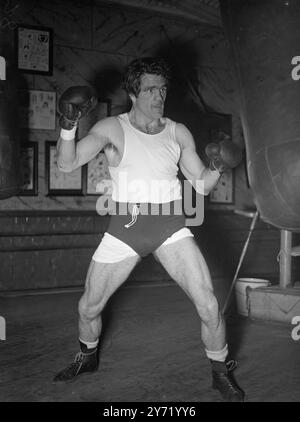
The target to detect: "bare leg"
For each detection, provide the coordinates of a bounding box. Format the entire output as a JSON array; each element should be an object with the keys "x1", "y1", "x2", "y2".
[
  {"x1": 53, "y1": 254, "x2": 140, "y2": 383},
  {"x1": 78, "y1": 255, "x2": 140, "y2": 343},
  {"x1": 153, "y1": 237, "x2": 225, "y2": 352},
  {"x1": 153, "y1": 236, "x2": 244, "y2": 401}
]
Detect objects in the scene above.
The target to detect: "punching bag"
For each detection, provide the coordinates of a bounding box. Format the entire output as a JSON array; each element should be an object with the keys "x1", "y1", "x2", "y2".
[
  {"x1": 0, "y1": 77, "x2": 23, "y2": 199},
  {"x1": 220, "y1": 0, "x2": 300, "y2": 231},
  {"x1": 0, "y1": 10, "x2": 23, "y2": 199}
]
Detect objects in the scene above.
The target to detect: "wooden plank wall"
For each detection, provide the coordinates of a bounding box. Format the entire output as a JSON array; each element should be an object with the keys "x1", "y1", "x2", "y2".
[{"x1": 1, "y1": 210, "x2": 297, "y2": 292}]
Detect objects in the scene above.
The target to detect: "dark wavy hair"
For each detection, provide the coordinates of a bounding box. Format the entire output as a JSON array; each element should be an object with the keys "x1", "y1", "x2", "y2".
[{"x1": 123, "y1": 57, "x2": 171, "y2": 97}]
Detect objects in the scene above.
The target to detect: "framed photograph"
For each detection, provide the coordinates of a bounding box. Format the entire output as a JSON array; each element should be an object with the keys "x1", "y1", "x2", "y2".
[
  {"x1": 19, "y1": 89, "x2": 56, "y2": 130},
  {"x1": 208, "y1": 120, "x2": 234, "y2": 204},
  {"x1": 15, "y1": 25, "x2": 53, "y2": 75},
  {"x1": 86, "y1": 152, "x2": 111, "y2": 195},
  {"x1": 45, "y1": 141, "x2": 84, "y2": 196},
  {"x1": 19, "y1": 142, "x2": 38, "y2": 196},
  {"x1": 209, "y1": 169, "x2": 234, "y2": 204}
]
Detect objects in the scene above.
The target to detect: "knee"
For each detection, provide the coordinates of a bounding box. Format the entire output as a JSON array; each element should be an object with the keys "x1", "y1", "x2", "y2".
[
  {"x1": 78, "y1": 295, "x2": 102, "y2": 322},
  {"x1": 196, "y1": 290, "x2": 220, "y2": 322}
]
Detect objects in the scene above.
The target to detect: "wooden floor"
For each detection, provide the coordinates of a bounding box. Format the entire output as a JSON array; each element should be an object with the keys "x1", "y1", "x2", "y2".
[{"x1": 1, "y1": 279, "x2": 300, "y2": 402}]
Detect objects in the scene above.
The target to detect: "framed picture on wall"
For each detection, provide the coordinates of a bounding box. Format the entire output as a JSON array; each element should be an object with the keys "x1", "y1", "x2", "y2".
[
  {"x1": 209, "y1": 169, "x2": 234, "y2": 204},
  {"x1": 78, "y1": 98, "x2": 112, "y2": 195},
  {"x1": 86, "y1": 152, "x2": 111, "y2": 195},
  {"x1": 208, "y1": 119, "x2": 234, "y2": 204},
  {"x1": 45, "y1": 141, "x2": 84, "y2": 196},
  {"x1": 18, "y1": 142, "x2": 38, "y2": 196},
  {"x1": 19, "y1": 89, "x2": 56, "y2": 130},
  {"x1": 15, "y1": 25, "x2": 53, "y2": 75}
]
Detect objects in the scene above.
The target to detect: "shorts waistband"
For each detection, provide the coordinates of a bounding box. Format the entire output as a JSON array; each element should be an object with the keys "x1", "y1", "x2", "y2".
[{"x1": 112, "y1": 199, "x2": 183, "y2": 216}]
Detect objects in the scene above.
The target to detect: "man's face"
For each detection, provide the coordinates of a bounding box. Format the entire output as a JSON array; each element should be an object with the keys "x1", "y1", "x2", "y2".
[{"x1": 131, "y1": 73, "x2": 168, "y2": 120}]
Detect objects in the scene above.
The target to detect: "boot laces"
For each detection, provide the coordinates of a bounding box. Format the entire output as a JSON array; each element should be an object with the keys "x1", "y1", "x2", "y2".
[
  {"x1": 74, "y1": 352, "x2": 84, "y2": 363},
  {"x1": 226, "y1": 359, "x2": 237, "y2": 372},
  {"x1": 57, "y1": 352, "x2": 84, "y2": 376},
  {"x1": 223, "y1": 360, "x2": 241, "y2": 395}
]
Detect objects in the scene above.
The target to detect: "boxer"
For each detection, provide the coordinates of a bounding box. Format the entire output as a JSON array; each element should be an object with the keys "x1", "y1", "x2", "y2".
[{"x1": 53, "y1": 57, "x2": 244, "y2": 402}]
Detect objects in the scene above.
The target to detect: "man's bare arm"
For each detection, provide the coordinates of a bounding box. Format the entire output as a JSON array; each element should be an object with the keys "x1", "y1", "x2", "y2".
[
  {"x1": 57, "y1": 117, "x2": 114, "y2": 173},
  {"x1": 176, "y1": 123, "x2": 220, "y2": 195}
]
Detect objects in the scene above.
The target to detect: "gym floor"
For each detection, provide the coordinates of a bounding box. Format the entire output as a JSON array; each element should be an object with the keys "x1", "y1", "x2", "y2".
[{"x1": 1, "y1": 278, "x2": 300, "y2": 402}]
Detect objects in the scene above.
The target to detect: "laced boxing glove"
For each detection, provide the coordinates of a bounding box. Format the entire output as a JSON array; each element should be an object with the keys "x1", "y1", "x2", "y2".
[
  {"x1": 205, "y1": 139, "x2": 243, "y2": 173},
  {"x1": 58, "y1": 86, "x2": 97, "y2": 130}
]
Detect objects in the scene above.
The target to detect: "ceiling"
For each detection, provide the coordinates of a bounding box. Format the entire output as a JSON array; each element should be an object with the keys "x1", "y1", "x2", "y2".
[{"x1": 102, "y1": 0, "x2": 222, "y2": 27}]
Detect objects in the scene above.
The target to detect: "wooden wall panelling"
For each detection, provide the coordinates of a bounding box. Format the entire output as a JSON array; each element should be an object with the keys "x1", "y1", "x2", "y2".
[
  {"x1": 0, "y1": 211, "x2": 293, "y2": 291},
  {"x1": 11, "y1": 248, "x2": 93, "y2": 289},
  {"x1": 0, "y1": 254, "x2": 14, "y2": 290},
  {"x1": 0, "y1": 214, "x2": 110, "y2": 290}
]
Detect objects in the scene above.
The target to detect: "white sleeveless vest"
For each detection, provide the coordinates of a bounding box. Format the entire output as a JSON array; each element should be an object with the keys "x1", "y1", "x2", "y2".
[{"x1": 108, "y1": 113, "x2": 182, "y2": 203}]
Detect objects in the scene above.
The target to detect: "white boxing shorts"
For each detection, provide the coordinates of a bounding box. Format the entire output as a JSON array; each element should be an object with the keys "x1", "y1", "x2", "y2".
[{"x1": 92, "y1": 227, "x2": 194, "y2": 263}]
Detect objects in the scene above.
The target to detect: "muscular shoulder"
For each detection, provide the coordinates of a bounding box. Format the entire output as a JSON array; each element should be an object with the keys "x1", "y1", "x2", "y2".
[
  {"x1": 88, "y1": 116, "x2": 123, "y2": 148},
  {"x1": 175, "y1": 122, "x2": 196, "y2": 151}
]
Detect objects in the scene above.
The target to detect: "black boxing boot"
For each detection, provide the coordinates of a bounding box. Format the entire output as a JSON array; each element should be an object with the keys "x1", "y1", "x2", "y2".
[
  {"x1": 53, "y1": 349, "x2": 98, "y2": 383},
  {"x1": 211, "y1": 360, "x2": 245, "y2": 402}
]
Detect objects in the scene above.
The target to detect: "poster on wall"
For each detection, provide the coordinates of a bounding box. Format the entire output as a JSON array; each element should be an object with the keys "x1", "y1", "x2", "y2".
[
  {"x1": 86, "y1": 152, "x2": 111, "y2": 195},
  {"x1": 46, "y1": 141, "x2": 84, "y2": 196},
  {"x1": 18, "y1": 142, "x2": 38, "y2": 196},
  {"x1": 208, "y1": 122, "x2": 234, "y2": 204},
  {"x1": 19, "y1": 90, "x2": 56, "y2": 130},
  {"x1": 78, "y1": 99, "x2": 112, "y2": 195},
  {"x1": 16, "y1": 25, "x2": 53, "y2": 75},
  {"x1": 209, "y1": 170, "x2": 234, "y2": 204}
]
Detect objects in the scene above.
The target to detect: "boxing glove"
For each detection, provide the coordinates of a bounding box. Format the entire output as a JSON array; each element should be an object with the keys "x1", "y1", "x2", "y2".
[
  {"x1": 58, "y1": 86, "x2": 97, "y2": 130},
  {"x1": 206, "y1": 139, "x2": 243, "y2": 173}
]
